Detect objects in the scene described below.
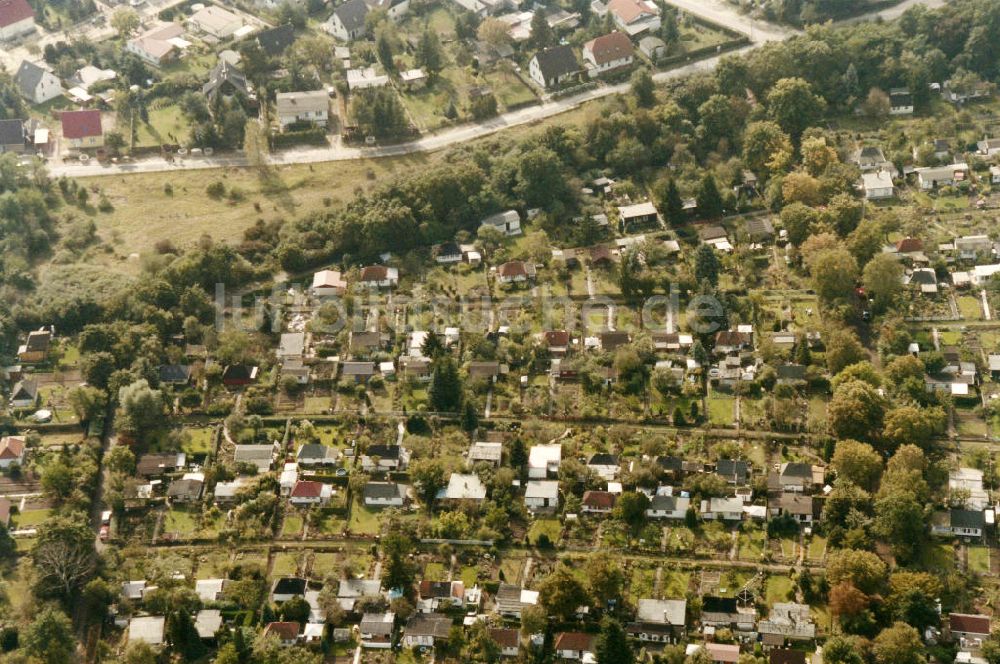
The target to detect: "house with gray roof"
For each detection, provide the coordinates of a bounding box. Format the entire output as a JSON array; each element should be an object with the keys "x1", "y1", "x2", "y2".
[
  {"x1": 324, "y1": 0, "x2": 370, "y2": 41},
  {"x1": 14, "y1": 60, "x2": 62, "y2": 105},
  {"x1": 529, "y1": 44, "x2": 579, "y2": 89},
  {"x1": 627, "y1": 598, "x2": 686, "y2": 643}
]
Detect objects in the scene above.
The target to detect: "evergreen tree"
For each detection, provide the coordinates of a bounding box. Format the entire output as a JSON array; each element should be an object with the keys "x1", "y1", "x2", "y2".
[
  {"x1": 416, "y1": 28, "x2": 444, "y2": 74},
  {"x1": 630, "y1": 67, "x2": 655, "y2": 107},
  {"x1": 795, "y1": 332, "x2": 811, "y2": 365},
  {"x1": 461, "y1": 398, "x2": 479, "y2": 433},
  {"x1": 659, "y1": 7, "x2": 679, "y2": 45},
  {"x1": 429, "y1": 356, "x2": 462, "y2": 412},
  {"x1": 696, "y1": 173, "x2": 724, "y2": 219},
  {"x1": 595, "y1": 618, "x2": 633, "y2": 664},
  {"x1": 509, "y1": 437, "x2": 528, "y2": 471},
  {"x1": 421, "y1": 332, "x2": 445, "y2": 358},
  {"x1": 167, "y1": 610, "x2": 206, "y2": 660},
  {"x1": 693, "y1": 243, "x2": 720, "y2": 287},
  {"x1": 530, "y1": 11, "x2": 552, "y2": 48},
  {"x1": 659, "y1": 177, "x2": 684, "y2": 225}
]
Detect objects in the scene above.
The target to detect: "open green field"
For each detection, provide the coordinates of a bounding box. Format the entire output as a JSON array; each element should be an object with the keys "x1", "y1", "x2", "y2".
[
  {"x1": 528, "y1": 518, "x2": 562, "y2": 546},
  {"x1": 135, "y1": 104, "x2": 192, "y2": 148}
]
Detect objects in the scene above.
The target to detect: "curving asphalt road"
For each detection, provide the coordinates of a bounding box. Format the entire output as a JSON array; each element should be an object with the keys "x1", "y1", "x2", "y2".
[{"x1": 48, "y1": 0, "x2": 946, "y2": 179}]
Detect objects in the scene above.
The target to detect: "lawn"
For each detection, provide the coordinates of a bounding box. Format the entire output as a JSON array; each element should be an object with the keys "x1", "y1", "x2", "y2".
[
  {"x1": 181, "y1": 426, "x2": 216, "y2": 456},
  {"x1": 348, "y1": 500, "x2": 381, "y2": 535},
  {"x1": 281, "y1": 513, "x2": 304, "y2": 538},
  {"x1": 738, "y1": 528, "x2": 766, "y2": 561},
  {"x1": 934, "y1": 195, "x2": 970, "y2": 212},
  {"x1": 807, "y1": 536, "x2": 827, "y2": 562},
  {"x1": 660, "y1": 569, "x2": 691, "y2": 598},
  {"x1": 958, "y1": 296, "x2": 983, "y2": 320},
  {"x1": 424, "y1": 561, "x2": 447, "y2": 581},
  {"x1": 766, "y1": 575, "x2": 795, "y2": 605},
  {"x1": 528, "y1": 518, "x2": 562, "y2": 546},
  {"x1": 134, "y1": 104, "x2": 192, "y2": 148},
  {"x1": 272, "y1": 552, "x2": 301, "y2": 577},
  {"x1": 460, "y1": 565, "x2": 479, "y2": 586},
  {"x1": 11, "y1": 508, "x2": 52, "y2": 529},
  {"x1": 969, "y1": 546, "x2": 991, "y2": 574},
  {"x1": 707, "y1": 394, "x2": 735, "y2": 426},
  {"x1": 81, "y1": 154, "x2": 429, "y2": 268},
  {"x1": 164, "y1": 507, "x2": 199, "y2": 537}
]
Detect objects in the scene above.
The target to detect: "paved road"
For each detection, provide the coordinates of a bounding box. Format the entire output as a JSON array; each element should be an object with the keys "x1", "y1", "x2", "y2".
[{"x1": 47, "y1": 0, "x2": 946, "y2": 180}]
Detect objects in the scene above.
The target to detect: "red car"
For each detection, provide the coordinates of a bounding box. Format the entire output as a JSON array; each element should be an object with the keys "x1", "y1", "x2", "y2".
[{"x1": 99, "y1": 525, "x2": 110, "y2": 541}]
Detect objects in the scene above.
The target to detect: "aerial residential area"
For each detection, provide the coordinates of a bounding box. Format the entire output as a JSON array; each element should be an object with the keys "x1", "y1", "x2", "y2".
[{"x1": 6, "y1": 0, "x2": 1000, "y2": 662}]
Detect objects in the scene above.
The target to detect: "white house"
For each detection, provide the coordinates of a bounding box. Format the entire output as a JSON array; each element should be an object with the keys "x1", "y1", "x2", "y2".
[
  {"x1": 528, "y1": 45, "x2": 579, "y2": 89},
  {"x1": 646, "y1": 493, "x2": 689, "y2": 520},
  {"x1": 129, "y1": 616, "x2": 166, "y2": 646},
  {"x1": 189, "y1": 5, "x2": 243, "y2": 38},
  {"x1": 358, "y1": 265, "x2": 399, "y2": 288},
  {"x1": 363, "y1": 481, "x2": 407, "y2": 507},
  {"x1": 126, "y1": 23, "x2": 186, "y2": 67},
  {"x1": 528, "y1": 443, "x2": 562, "y2": 478},
  {"x1": 288, "y1": 480, "x2": 333, "y2": 506},
  {"x1": 0, "y1": 0, "x2": 35, "y2": 42},
  {"x1": 862, "y1": 170, "x2": 894, "y2": 200},
  {"x1": 347, "y1": 67, "x2": 390, "y2": 90},
  {"x1": 701, "y1": 497, "x2": 744, "y2": 521},
  {"x1": 582, "y1": 31, "x2": 634, "y2": 78},
  {"x1": 324, "y1": 0, "x2": 370, "y2": 41},
  {"x1": 15, "y1": 61, "x2": 63, "y2": 105},
  {"x1": 311, "y1": 269, "x2": 347, "y2": 296},
  {"x1": 607, "y1": 0, "x2": 660, "y2": 36},
  {"x1": 586, "y1": 453, "x2": 620, "y2": 481},
  {"x1": 916, "y1": 163, "x2": 969, "y2": 190},
  {"x1": 0, "y1": 436, "x2": 25, "y2": 469},
  {"x1": 437, "y1": 473, "x2": 487, "y2": 503},
  {"x1": 524, "y1": 480, "x2": 559, "y2": 511},
  {"x1": 276, "y1": 90, "x2": 329, "y2": 131},
  {"x1": 480, "y1": 210, "x2": 522, "y2": 236}
]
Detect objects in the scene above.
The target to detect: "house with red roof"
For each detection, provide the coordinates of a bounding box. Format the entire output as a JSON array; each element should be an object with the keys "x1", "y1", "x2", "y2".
[
  {"x1": 0, "y1": 0, "x2": 36, "y2": 42},
  {"x1": 581, "y1": 490, "x2": 617, "y2": 514},
  {"x1": 606, "y1": 0, "x2": 660, "y2": 36},
  {"x1": 289, "y1": 480, "x2": 334, "y2": 506},
  {"x1": 490, "y1": 628, "x2": 520, "y2": 657},
  {"x1": 61, "y1": 110, "x2": 104, "y2": 150},
  {"x1": 263, "y1": 621, "x2": 301, "y2": 646},
  {"x1": 583, "y1": 32, "x2": 635, "y2": 78},
  {"x1": 950, "y1": 613, "x2": 991, "y2": 650},
  {"x1": 0, "y1": 436, "x2": 25, "y2": 469}
]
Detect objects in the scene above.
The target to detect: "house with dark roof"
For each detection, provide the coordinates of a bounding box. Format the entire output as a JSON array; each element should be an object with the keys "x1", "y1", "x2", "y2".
[
  {"x1": 775, "y1": 363, "x2": 807, "y2": 387},
  {"x1": 222, "y1": 364, "x2": 258, "y2": 387},
  {"x1": 158, "y1": 364, "x2": 192, "y2": 385},
  {"x1": 890, "y1": 87, "x2": 913, "y2": 115},
  {"x1": 359, "y1": 612, "x2": 395, "y2": 648},
  {"x1": 744, "y1": 217, "x2": 774, "y2": 242},
  {"x1": 582, "y1": 31, "x2": 634, "y2": 77},
  {"x1": 340, "y1": 361, "x2": 376, "y2": 383},
  {"x1": 14, "y1": 61, "x2": 61, "y2": 105},
  {"x1": 17, "y1": 328, "x2": 50, "y2": 363},
  {"x1": 263, "y1": 621, "x2": 300, "y2": 646},
  {"x1": 701, "y1": 596, "x2": 756, "y2": 632},
  {"x1": 202, "y1": 61, "x2": 250, "y2": 102},
  {"x1": 715, "y1": 459, "x2": 750, "y2": 485},
  {"x1": 544, "y1": 329, "x2": 571, "y2": 356},
  {"x1": 0, "y1": 0, "x2": 35, "y2": 41},
  {"x1": 0, "y1": 119, "x2": 26, "y2": 153},
  {"x1": 362, "y1": 444, "x2": 408, "y2": 471},
  {"x1": 497, "y1": 260, "x2": 536, "y2": 284},
  {"x1": 167, "y1": 478, "x2": 204, "y2": 504},
  {"x1": 402, "y1": 613, "x2": 452, "y2": 648},
  {"x1": 297, "y1": 444, "x2": 339, "y2": 466},
  {"x1": 769, "y1": 650, "x2": 806, "y2": 664},
  {"x1": 271, "y1": 577, "x2": 307, "y2": 602},
  {"x1": 137, "y1": 452, "x2": 185, "y2": 477},
  {"x1": 932, "y1": 508, "x2": 986, "y2": 540},
  {"x1": 61, "y1": 110, "x2": 103, "y2": 149},
  {"x1": 598, "y1": 330, "x2": 630, "y2": 351},
  {"x1": 254, "y1": 23, "x2": 296, "y2": 56},
  {"x1": 645, "y1": 493, "x2": 689, "y2": 519},
  {"x1": 528, "y1": 45, "x2": 579, "y2": 89},
  {"x1": 587, "y1": 453, "x2": 620, "y2": 480},
  {"x1": 9, "y1": 379, "x2": 37, "y2": 409},
  {"x1": 324, "y1": 0, "x2": 370, "y2": 41}
]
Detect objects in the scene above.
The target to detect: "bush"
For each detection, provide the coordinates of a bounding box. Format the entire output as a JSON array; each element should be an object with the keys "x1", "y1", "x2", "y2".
[{"x1": 206, "y1": 181, "x2": 226, "y2": 199}]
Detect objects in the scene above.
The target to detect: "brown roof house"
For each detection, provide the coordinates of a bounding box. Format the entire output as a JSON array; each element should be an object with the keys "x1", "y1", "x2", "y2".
[
  {"x1": 496, "y1": 260, "x2": 536, "y2": 285},
  {"x1": 0, "y1": 0, "x2": 35, "y2": 41},
  {"x1": 61, "y1": 110, "x2": 103, "y2": 150},
  {"x1": 950, "y1": 613, "x2": 991, "y2": 650},
  {"x1": 582, "y1": 31, "x2": 634, "y2": 77},
  {"x1": 554, "y1": 632, "x2": 595, "y2": 660},
  {"x1": 0, "y1": 436, "x2": 25, "y2": 469},
  {"x1": 17, "y1": 327, "x2": 51, "y2": 363},
  {"x1": 582, "y1": 490, "x2": 616, "y2": 514},
  {"x1": 358, "y1": 265, "x2": 399, "y2": 289}
]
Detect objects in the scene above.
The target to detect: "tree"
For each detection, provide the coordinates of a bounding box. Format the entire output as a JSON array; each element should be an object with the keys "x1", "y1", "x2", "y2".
[
  {"x1": 657, "y1": 177, "x2": 685, "y2": 226},
  {"x1": 831, "y1": 439, "x2": 883, "y2": 490},
  {"x1": 22, "y1": 607, "x2": 75, "y2": 664},
  {"x1": 32, "y1": 515, "x2": 97, "y2": 600},
  {"x1": 781, "y1": 172, "x2": 824, "y2": 206},
  {"x1": 828, "y1": 379, "x2": 885, "y2": 442},
  {"x1": 416, "y1": 27, "x2": 443, "y2": 74},
  {"x1": 111, "y1": 7, "x2": 139, "y2": 38},
  {"x1": 892, "y1": 587, "x2": 939, "y2": 632},
  {"x1": 823, "y1": 635, "x2": 865, "y2": 664},
  {"x1": 825, "y1": 328, "x2": 866, "y2": 374},
  {"x1": 68, "y1": 385, "x2": 107, "y2": 423},
  {"x1": 477, "y1": 17, "x2": 511, "y2": 48},
  {"x1": 742, "y1": 121, "x2": 793, "y2": 178},
  {"x1": 826, "y1": 548, "x2": 887, "y2": 595},
  {"x1": 538, "y1": 565, "x2": 589, "y2": 621},
  {"x1": 659, "y1": 7, "x2": 679, "y2": 45},
  {"x1": 766, "y1": 77, "x2": 826, "y2": 141},
  {"x1": 873, "y1": 622, "x2": 923, "y2": 664},
  {"x1": 862, "y1": 254, "x2": 903, "y2": 312},
  {"x1": 429, "y1": 356, "x2": 462, "y2": 412},
  {"x1": 696, "y1": 173, "x2": 724, "y2": 219},
  {"x1": 801, "y1": 136, "x2": 839, "y2": 177},
  {"x1": 882, "y1": 405, "x2": 945, "y2": 450},
  {"x1": 280, "y1": 596, "x2": 312, "y2": 624},
  {"x1": 585, "y1": 553, "x2": 626, "y2": 608},
  {"x1": 463, "y1": 620, "x2": 502, "y2": 662},
  {"x1": 376, "y1": 28, "x2": 395, "y2": 70},
  {"x1": 631, "y1": 68, "x2": 656, "y2": 107},
  {"x1": 117, "y1": 379, "x2": 167, "y2": 438},
  {"x1": 595, "y1": 617, "x2": 633, "y2": 664},
  {"x1": 693, "y1": 244, "x2": 720, "y2": 287},
  {"x1": 530, "y1": 10, "x2": 552, "y2": 48},
  {"x1": 779, "y1": 203, "x2": 819, "y2": 246},
  {"x1": 862, "y1": 88, "x2": 890, "y2": 118},
  {"x1": 829, "y1": 582, "x2": 869, "y2": 619},
  {"x1": 81, "y1": 351, "x2": 117, "y2": 389},
  {"x1": 614, "y1": 491, "x2": 650, "y2": 531},
  {"x1": 874, "y1": 490, "x2": 925, "y2": 563},
  {"x1": 167, "y1": 609, "x2": 206, "y2": 660},
  {"x1": 461, "y1": 399, "x2": 479, "y2": 433},
  {"x1": 409, "y1": 458, "x2": 447, "y2": 510}
]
